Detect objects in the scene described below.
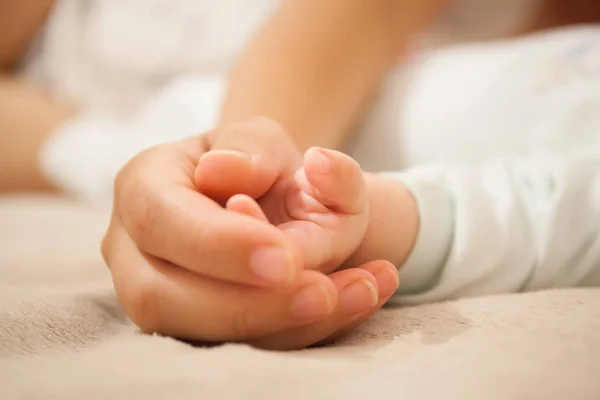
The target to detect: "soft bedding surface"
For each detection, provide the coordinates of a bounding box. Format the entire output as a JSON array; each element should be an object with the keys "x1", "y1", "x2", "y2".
[{"x1": 0, "y1": 196, "x2": 599, "y2": 399}]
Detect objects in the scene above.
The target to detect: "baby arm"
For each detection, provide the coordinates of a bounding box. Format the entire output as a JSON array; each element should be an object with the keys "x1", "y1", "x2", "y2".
[
  {"x1": 348, "y1": 151, "x2": 600, "y2": 304},
  {"x1": 343, "y1": 173, "x2": 421, "y2": 279}
]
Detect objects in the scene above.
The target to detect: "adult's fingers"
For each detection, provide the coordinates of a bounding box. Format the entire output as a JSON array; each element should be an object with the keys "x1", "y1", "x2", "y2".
[
  {"x1": 226, "y1": 194, "x2": 269, "y2": 223},
  {"x1": 277, "y1": 219, "x2": 337, "y2": 272},
  {"x1": 250, "y1": 261, "x2": 399, "y2": 350},
  {"x1": 195, "y1": 117, "x2": 301, "y2": 202},
  {"x1": 116, "y1": 139, "x2": 301, "y2": 286},
  {"x1": 317, "y1": 261, "x2": 399, "y2": 346},
  {"x1": 103, "y1": 221, "x2": 340, "y2": 342},
  {"x1": 227, "y1": 194, "x2": 339, "y2": 274}
]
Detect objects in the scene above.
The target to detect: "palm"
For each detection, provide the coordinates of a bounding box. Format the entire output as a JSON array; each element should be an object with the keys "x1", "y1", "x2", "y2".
[{"x1": 253, "y1": 168, "x2": 343, "y2": 272}]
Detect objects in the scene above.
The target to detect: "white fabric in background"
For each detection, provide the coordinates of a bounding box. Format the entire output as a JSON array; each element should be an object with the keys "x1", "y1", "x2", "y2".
[{"x1": 24, "y1": 0, "x2": 276, "y2": 203}]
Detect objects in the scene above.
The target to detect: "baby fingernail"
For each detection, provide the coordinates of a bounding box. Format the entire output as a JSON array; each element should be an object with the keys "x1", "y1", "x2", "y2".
[
  {"x1": 310, "y1": 149, "x2": 332, "y2": 174},
  {"x1": 374, "y1": 267, "x2": 400, "y2": 298},
  {"x1": 249, "y1": 247, "x2": 293, "y2": 284},
  {"x1": 338, "y1": 279, "x2": 378, "y2": 316},
  {"x1": 290, "y1": 284, "x2": 334, "y2": 320}
]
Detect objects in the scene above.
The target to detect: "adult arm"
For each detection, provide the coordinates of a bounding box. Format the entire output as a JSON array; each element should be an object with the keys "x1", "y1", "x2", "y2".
[
  {"x1": 0, "y1": 0, "x2": 54, "y2": 70},
  {"x1": 0, "y1": 75, "x2": 69, "y2": 192},
  {"x1": 220, "y1": 0, "x2": 447, "y2": 151},
  {"x1": 0, "y1": 0, "x2": 67, "y2": 192}
]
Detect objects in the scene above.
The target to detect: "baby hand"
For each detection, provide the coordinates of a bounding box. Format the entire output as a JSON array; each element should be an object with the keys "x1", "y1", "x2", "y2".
[
  {"x1": 226, "y1": 146, "x2": 369, "y2": 272},
  {"x1": 104, "y1": 119, "x2": 400, "y2": 350}
]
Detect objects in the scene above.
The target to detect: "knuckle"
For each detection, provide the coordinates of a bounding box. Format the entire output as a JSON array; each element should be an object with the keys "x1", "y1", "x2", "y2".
[
  {"x1": 113, "y1": 147, "x2": 153, "y2": 199},
  {"x1": 126, "y1": 190, "x2": 158, "y2": 250},
  {"x1": 116, "y1": 155, "x2": 166, "y2": 251},
  {"x1": 121, "y1": 274, "x2": 161, "y2": 334},
  {"x1": 114, "y1": 145, "x2": 166, "y2": 198}
]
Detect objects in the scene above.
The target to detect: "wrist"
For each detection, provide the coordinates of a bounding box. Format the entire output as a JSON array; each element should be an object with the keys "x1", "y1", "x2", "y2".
[
  {"x1": 380, "y1": 168, "x2": 455, "y2": 295},
  {"x1": 344, "y1": 172, "x2": 420, "y2": 270}
]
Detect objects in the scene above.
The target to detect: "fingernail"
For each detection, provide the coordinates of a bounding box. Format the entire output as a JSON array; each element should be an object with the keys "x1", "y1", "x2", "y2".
[
  {"x1": 249, "y1": 247, "x2": 293, "y2": 284},
  {"x1": 374, "y1": 267, "x2": 400, "y2": 298},
  {"x1": 310, "y1": 149, "x2": 332, "y2": 174},
  {"x1": 199, "y1": 150, "x2": 251, "y2": 163},
  {"x1": 338, "y1": 279, "x2": 378, "y2": 316},
  {"x1": 290, "y1": 284, "x2": 334, "y2": 320}
]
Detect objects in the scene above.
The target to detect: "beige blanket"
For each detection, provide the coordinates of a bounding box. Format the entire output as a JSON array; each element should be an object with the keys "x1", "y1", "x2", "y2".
[{"x1": 1, "y1": 195, "x2": 599, "y2": 399}]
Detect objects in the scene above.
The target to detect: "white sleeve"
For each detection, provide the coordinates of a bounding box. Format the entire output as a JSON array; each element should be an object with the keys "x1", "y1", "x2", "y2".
[
  {"x1": 39, "y1": 76, "x2": 225, "y2": 204},
  {"x1": 386, "y1": 150, "x2": 600, "y2": 305}
]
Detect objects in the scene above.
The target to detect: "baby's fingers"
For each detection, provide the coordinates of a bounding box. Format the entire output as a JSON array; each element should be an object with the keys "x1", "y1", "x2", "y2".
[
  {"x1": 227, "y1": 194, "x2": 269, "y2": 223},
  {"x1": 297, "y1": 147, "x2": 367, "y2": 215}
]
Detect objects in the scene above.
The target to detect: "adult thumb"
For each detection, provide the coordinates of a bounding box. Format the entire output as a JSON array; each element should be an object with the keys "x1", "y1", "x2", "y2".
[{"x1": 195, "y1": 118, "x2": 300, "y2": 203}]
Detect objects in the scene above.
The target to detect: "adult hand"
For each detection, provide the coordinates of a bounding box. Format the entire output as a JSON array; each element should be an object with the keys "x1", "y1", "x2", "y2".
[
  {"x1": 196, "y1": 118, "x2": 369, "y2": 273},
  {"x1": 102, "y1": 120, "x2": 399, "y2": 349}
]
